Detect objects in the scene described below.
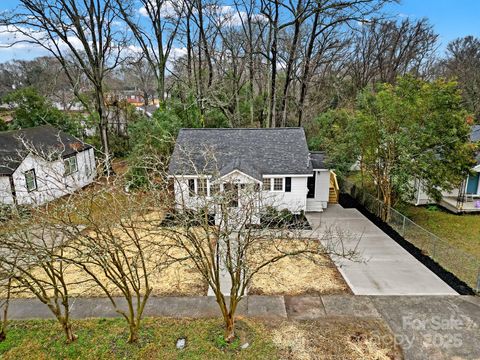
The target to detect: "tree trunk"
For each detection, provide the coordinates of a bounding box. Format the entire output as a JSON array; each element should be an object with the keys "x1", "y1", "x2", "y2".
[
  {"x1": 61, "y1": 320, "x2": 77, "y2": 343},
  {"x1": 297, "y1": 10, "x2": 319, "y2": 127},
  {"x1": 96, "y1": 86, "x2": 113, "y2": 176},
  {"x1": 224, "y1": 313, "x2": 235, "y2": 343},
  {"x1": 128, "y1": 321, "x2": 140, "y2": 343},
  {"x1": 0, "y1": 278, "x2": 11, "y2": 342},
  {"x1": 280, "y1": 2, "x2": 303, "y2": 127},
  {"x1": 267, "y1": 1, "x2": 279, "y2": 128},
  {"x1": 248, "y1": 17, "x2": 255, "y2": 127},
  {"x1": 186, "y1": 8, "x2": 193, "y2": 88},
  {"x1": 158, "y1": 61, "x2": 166, "y2": 103}
]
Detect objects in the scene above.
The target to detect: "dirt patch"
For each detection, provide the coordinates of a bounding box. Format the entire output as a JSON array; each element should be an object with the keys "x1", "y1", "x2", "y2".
[
  {"x1": 7, "y1": 212, "x2": 208, "y2": 299},
  {"x1": 249, "y1": 240, "x2": 350, "y2": 295},
  {"x1": 271, "y1": 317, "x2": 403, "y2": 360}
]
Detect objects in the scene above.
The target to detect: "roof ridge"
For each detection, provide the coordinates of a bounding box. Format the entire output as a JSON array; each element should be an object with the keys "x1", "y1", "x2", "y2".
[
  {"x1": 0, "y1": 124, "x2": 56, "y2": 136},
  {"x1": 179, "y1": 127, "x2": 304, "y2": 131}
]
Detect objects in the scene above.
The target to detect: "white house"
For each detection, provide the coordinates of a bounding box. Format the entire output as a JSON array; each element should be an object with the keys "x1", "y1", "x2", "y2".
[
  {"x1": 0, "y1": 125, "x2": 96, "y2": 206},
  {"x1": 412, "y1": 125, "x2": 480, "y2": 213},
  {"x1": 168, "y1": 128, "x2": 337, "y2": 223}
]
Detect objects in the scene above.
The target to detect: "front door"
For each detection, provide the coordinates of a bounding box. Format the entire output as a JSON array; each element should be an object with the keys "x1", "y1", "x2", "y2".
[
  {"x1": 224, "y1": 183, "x2": 239, "y2": 207},
  {"x1": 307, "y1": 172, "x2": 316, "y2": 198},
  {"x1": 466, "y1": 173, "x2": 480, "y2": 194}
]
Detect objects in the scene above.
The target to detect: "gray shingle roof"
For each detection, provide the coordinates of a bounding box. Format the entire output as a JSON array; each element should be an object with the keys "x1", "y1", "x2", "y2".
[
  {"x1": 471, "y1": 125, "x2": 480, "y2": 143},
  {"x1": 168, "y1": 128, "x2": 313, "y2": 180},
  {"x1": 0, "y1": 125, "x2": 91, "y2": 176},
  {"x1": 310, "y1": 151, "x2": 326, "y2": 169}
]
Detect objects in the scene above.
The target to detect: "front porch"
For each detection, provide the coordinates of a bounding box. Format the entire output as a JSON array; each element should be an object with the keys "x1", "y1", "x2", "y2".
[{"x1": 439, "y1": 196, "x2": 480, "y2": 214}]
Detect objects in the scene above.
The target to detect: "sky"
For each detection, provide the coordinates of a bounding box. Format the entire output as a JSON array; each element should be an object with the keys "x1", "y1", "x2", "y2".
[{"x1": 0, "y1": 0, "x2": 479, "y2": 62}]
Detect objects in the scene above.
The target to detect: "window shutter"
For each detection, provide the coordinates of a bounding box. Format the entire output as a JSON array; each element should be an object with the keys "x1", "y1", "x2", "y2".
[
  {"x1": 188, "y1": 179, "x2": 195, "y2": 196},
  {"x1": 285, "y1": 177, "x2": 292, "y2": 192}
]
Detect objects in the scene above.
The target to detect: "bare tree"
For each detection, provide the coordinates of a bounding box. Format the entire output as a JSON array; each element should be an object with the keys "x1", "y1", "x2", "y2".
[
  {"x1": 443, "y1": 36, "x2": 480, "y2": 121},
  {"x1": 115, "y1": 0, "x2": 183, "y2": 103},
  {"x1": 0, "y1": 222, "x2": 79, "y2": 343},
  {"x1": 121, "y1": 57, "x2": 157, "y2": 106},
  {"x1": 0, "y1": 267, "x2": 14, "y2": 342},
  {"x1": 347, "y1": 18, "x2": 438, "y2": 91},
  {"x1": 296, "y1": 0, "x2": 393, "y2": 126},
  {"x1": 1, "y1": 0, "x2": 125, "y2": 174},
  {"x1": 53, "y1": 182, "x2": 170, "y2": 343}
]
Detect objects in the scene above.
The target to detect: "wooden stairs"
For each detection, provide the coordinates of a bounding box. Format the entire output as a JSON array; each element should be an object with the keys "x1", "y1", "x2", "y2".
[{"x1": 329, "y1": 171, "x2": 339, "y2": 204}]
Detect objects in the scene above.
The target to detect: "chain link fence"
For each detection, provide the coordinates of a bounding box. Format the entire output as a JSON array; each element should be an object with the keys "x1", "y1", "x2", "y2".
[{"x1": 341, "y1": 179, "x2": 480, "y2": 293}]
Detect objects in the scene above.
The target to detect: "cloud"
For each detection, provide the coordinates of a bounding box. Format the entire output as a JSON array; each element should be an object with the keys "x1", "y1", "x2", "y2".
[
  {"x1": 139, "y1": 1, "x2": 178, "y2": 19},
  {"x1": 205, "y1": 4, "x2": 266, "y2": 27}
]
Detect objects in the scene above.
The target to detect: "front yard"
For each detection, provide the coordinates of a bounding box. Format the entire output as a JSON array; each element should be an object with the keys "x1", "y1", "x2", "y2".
[
  {"x1": 0, "y1": 317, "x2": 400, "y2": 359},
  {"x1": 249, "y1": 241, "x2": 350, "y2": 295}
]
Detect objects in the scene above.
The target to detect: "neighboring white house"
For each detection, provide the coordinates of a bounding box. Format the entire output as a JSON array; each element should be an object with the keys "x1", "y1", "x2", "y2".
[
  {"x1": 168, "y1": 128, "x2": 336, "y2": 224},
  {"x1": 0, "y1": 125, "x2": 96, "y2": 206},
  {"x1": 412, "y1": 125, "x2": 480, "y2": 213}
]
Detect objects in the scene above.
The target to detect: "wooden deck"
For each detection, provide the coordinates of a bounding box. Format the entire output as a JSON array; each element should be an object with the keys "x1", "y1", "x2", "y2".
[{"x1": 439, "y1": 196, "x2": 480, "y2": 214}]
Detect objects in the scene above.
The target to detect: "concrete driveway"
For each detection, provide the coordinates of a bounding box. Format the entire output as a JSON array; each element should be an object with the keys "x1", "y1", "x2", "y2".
[{"x1": 306, "y1": 205, "x2": 457, "y2": 295}]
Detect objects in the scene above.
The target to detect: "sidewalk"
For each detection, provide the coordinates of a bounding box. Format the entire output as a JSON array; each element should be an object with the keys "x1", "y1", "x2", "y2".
[{"x1": 6, "y1": 295, "x2": 480, "y2": 360}]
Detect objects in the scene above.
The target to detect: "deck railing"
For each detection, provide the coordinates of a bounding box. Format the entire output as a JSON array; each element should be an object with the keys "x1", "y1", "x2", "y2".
[{"x1": 340, "y1": 178, "x2": 480, "y2": 293}]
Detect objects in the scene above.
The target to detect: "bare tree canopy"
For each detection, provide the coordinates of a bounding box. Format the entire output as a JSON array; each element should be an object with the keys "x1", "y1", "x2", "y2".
[
  {"x1": 1, "y1": 0, "x2": 126, "y2": 173},
  {"x1": 442, "y1": 35, "x2": 480, "y2": 121}
]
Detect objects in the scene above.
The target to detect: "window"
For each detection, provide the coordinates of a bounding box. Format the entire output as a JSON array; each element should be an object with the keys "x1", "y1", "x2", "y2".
[
  {"x1": 198, "y1": 178, "x2": 208, "y2": 196},
  {"x1": 262, "y1": 178, "x2": 271, "y2": 191},
  {"x1": 24, "y1": 169, "x2": 37, "y2": 192},
  {"x1": 188, "y1": 179, "x2": 195, "y2": 197},
  {"x1": 64, "y1": 155, "x2": 78, "y2": 176},
  {"x1": 273, "y1": 178, "x2": 283, "y2": 191}
]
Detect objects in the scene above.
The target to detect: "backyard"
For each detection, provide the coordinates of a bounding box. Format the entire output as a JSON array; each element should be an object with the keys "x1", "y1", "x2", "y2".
[{"x1": 0, "y1": 317, "x2": 400, "y2": 359}]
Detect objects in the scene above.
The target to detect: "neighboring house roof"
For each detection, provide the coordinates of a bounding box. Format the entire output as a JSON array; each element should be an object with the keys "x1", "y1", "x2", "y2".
[
  {"x1": 471, "y1": 125, "x2": 480, "y2": 143},
  {"x1": 310, "y1": 151, "x2": 326, "y2": 169},
  {"x1": 136, "y1": 105, "x2": 159, "y2": 118},
  {"x1": 169, "y1": 128, "x2": 314, "y2": 181},
  {"x1": 0, "y1": 125, "x2": 92, "y2": 176}
]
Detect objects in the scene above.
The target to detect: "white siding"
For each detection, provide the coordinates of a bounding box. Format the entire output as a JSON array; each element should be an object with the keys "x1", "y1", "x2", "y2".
[
  {"x1": 172, "y1": 172, "x2": 309, "y2": 220},
  {"x1": 306, "y1": 170, "x2": 330, "y2": 211},
  {"x1": 6, "y1": 148, "x2": 96, "y2": 206},
  {"x1": 0, "y1": 176, "x2": 14, "y2": 205},
  {"x1": 412, "y1": 178, "x2": 465, "y2": 206},
  {"x1": 262, "y1": 176, "x2": 308, "y2": 213}
]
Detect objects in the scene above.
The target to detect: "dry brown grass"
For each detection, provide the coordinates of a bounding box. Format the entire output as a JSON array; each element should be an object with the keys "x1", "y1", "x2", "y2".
[
  {"x1": 249, "y1": 240, "x2": 350, "y2": 295},
  {"x1": 271, "y1": 318, "x2": 403, "y2": 360},
  {"x1": 8, "y1": 212, "x2": 208, "y2": 299}
]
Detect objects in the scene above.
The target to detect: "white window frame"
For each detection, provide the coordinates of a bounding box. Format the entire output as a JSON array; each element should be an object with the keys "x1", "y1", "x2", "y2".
[
  {"x1": 64, "y1": 155, "x2": 78, "y2": 176},
  {"x1": 272, "y1": 177, "x2": 284, "y2": 192},
  {"x1": 24, "y1": 169, "x2": 37, "y2": 192},
  {"x1": 197, "y1": 178, "x2": 208, "y2": 196},
  {"x1": 262, "y1": 177, "x2": 271, "y2": 191}
]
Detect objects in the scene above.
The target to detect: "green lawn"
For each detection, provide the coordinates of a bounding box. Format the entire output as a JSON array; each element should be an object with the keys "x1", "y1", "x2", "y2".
[
  {"x1": 397, "y1": 204, "x2": 480, "y2": 259},
  {"x1": 0, "y1": 318, "x2": 275, "y2": 360},
  {"x1": 0, "y1": 317, "x2": 399, "y2": 360}
]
